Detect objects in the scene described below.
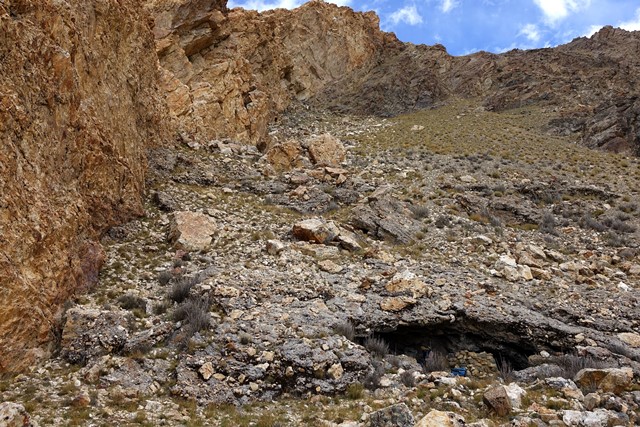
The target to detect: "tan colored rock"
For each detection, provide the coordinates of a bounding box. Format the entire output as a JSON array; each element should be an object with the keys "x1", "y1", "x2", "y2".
[
  {"x1": 168, "y1": 211, "x2": 217, "y2": 251},
  {"x1": 483, "y1": 385, "x2": 512, "y2": 416},
  {"x1": 575, "y1": 367, "x2": 633, "y2": 393},
  {"x1": 292, "y1": 218, "x2": 340, "y2": 244},
  {"x1": 380, "y1": 297, "x2": 416, "y2": 312},
  {"x1": 385, "y1": 274, "x2": 431, "y2": 299},
  {"x1": 617, "y1": 332, "x2": 640, "y2": 347},
  {"x1": 307, "y1": 134, "x2": 346, "y2": 166},
  {"x1": 266, "y1": 140, "x2": 303, "y2": 172},
  {"x1": 0, "y1": 0, "x2": 169, "y2": 372},
  {"x1": 327, "y1": 363, "x2": 344, "y2": 379},
  {"x1": 266, "y1": 240, "x2": 286, "y2": 255},
  {"x1": 147, "y1": 0, "x2": 387, "y2": 145},
  {"x1": 318, "y1": 260, "x2": 344, "y2": 274},
  {"x1": 414, "y1": 410, "x2": 465, "y2": 427},
  {"x1": 0, "y1": 402, "x2": 34, "y2": 427}
]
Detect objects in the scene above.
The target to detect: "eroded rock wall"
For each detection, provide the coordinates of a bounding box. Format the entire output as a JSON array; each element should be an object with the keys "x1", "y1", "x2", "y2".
[
  {"x1": 0, "y1": 0, "x2": 169, "y2": 371},
  {"x1": 146, "y1": 0, "x2": 392, "y2": 145}
]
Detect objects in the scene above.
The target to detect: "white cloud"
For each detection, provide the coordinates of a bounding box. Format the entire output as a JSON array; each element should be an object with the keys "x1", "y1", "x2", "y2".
[
  {"x1": 532, "y1": 0, "x2": 590, "y2": 23},
  {"x1": 619, "y1": 8, "x2": 640, "y2": 31},
  {"x1": 228, "y1": 0, "x2": 351, "y2": 12},
  {"x1": 519, "y1": 23, "x2": 541, "y2": 42},
  {"x1": 389, "y1": 5, "x2": 423, "y2": 26},
  {"x1": 440, "y1": 0, "x2": 460, "y2": 13}
]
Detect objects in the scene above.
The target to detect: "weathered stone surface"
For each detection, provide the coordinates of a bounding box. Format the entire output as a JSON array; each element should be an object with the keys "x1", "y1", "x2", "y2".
[
  {"x1": 415, "y1": 410, "x2": 465, "y2": 427},
  {"x1": 266, "y1": 140, "x2": 303, "y2": 172},
  {"x1": 365, "y1": 403, "x2": 414, "y2": 427},
  {"x1": 617, "y1": 332, "x2": 640, "y2": 348},
  {"x1": 146, "y1": 0, "x2": 389, "y2": 145},
  {"x1": 306, "y1": 134, "x2": 346, "y2": 166},
  {"x1": 0, "y1": 0, "x2": 169, "y2": 372},
  {"x1": 60, "y1": 307, "x2": 133, "y2": 365},
  {"x1": 483, "y1": 385, "x2": 512, "y2": 416},
  {"x1": 292, "y1": 218, "x2": 340, "y2": 244},
  {"x1": 352, "y1": 195, "x2": 421, "y2": 243},
  {"x1": 574, "y1": 368, "x2": 633, "y2": 394},
  {"x1": 0, "y1": 402, "x2": 35, "y2": 427},
  {"x1": 168, "y1": 211, "x2": 217, "y2": 251}
]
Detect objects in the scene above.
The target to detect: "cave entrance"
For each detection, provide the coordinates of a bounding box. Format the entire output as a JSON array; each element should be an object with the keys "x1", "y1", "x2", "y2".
[{"x1": 375, "y1": 320, "x2": 538, "y2": 371}]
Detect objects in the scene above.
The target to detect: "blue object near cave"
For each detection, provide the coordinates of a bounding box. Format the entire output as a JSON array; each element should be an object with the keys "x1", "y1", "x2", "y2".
[{"x1": 451, "y1": 367, "x2": 467, "y2": 377}]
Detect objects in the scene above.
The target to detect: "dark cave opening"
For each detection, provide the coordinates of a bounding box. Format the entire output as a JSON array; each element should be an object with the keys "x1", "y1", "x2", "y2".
[{"x1": 375, "y1": 321, "x2": 538, "y2": 371}]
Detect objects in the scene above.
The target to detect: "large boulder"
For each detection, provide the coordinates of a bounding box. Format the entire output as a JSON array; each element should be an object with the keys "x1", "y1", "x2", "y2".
[
  {"x1": 483, "y1": 385, "x2": 512, "y2": 416},
  {"x1": 415, "y1": 410, "x2": 465, "y2": 427},
  {"x1": 0, "y1": 402, "x2": 36, "y2": 427},
  {"x1": 306, "y1": 134, "x2": 346, "y2": 166},
  {"x1": 168, "y1": 211, "x2": 217, "y2": 252},
  {"x1": 575, "y1": 368, "x2": 634, "y2": 394}
]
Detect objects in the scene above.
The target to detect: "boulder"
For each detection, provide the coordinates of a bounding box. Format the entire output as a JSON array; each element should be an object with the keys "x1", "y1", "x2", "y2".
[
  {"x1": 0, "y1": 402, "x2": 35, "y2": 427},
  {"x1": 617, "y1": 332, "x2": 640, "y2": 348},
  {"x1": 292, "y1": 218, "x2": 340, "y2": 244},
  {"x1": 365, "y1": 403, "x2": 414, "y2": 427},
  {"x1": 60, "y1": 307, "x2": 132, "y2": 365},
  {"x1": 266, "y1": 140, "x2": 303, "y2": 171},
  {"x1": 306, "y1": 134, "x2": 346, "y2": 166},
  {"x1": 483, "y1": 385, "x2": 512, "y2": 416},
  {"x1": 168, "y1": 211, "x2": 217, "y2": 252},
  {"x1": 414, "y1": 410, "x2": 465, "y2": 427},
  {"x1": 574, "y1": 367, "x2": 633, "y2": 394}
]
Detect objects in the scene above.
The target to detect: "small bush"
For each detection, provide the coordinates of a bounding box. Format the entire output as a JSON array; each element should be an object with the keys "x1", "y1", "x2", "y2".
[
  {"x1": 410, "y1": 205, "x2": 430, "y2": 220},
  {"x1": 399, "y1": 370, "x2": 416, "y2": 387},
  {"x1": 497, "y1": 356, "x2": 515, "y2": 383},
  {"x1": 117, "y1": 294, "x2": 146, "y2": 311},
  {"x1": 363, "y1": 361, "x2": 385, "y2": 391},
  {"x1": 346, "y1": 383, "x2": 365, "y2": 399},
  {"x1": 581, "y1": 214, "x2": 607, "y2": 232},
  {"x1": 364, "y1": 337, "x2": 389, "y2": 359},
  {"x1": 538, "y1": 211, "x2": 557, "y2": 235},
  {"x1": 435, "y1": 215, "x2": 451, "y2": 229},
  {"x1": 422, "y1": 351, "x2": 449, "y2": 372},
  {"x1": 173, "y1": 298, "x2": 211, "y2": 337},
  {"x1": 333, "y1": 321, "x2": 356, "y2": 341},
  {"x1": 169, "y1": 277, "x2": 195, "y2": 303},
  {"x1": 157, "y1": 270, "x2": 173, "y2": 286},
  {"x1": 152, "y1": 300, "x2": 171, "y2": 315}
]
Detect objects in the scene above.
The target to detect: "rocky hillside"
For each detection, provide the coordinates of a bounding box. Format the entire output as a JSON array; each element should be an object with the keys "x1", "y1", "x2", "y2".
[
  {"x1": 313, "y1": 26, "x2": 640, "y2": 154},
  {"x1": 1, "y1": 0, "x2": 640, "y2": 425},
  {"x1": 0, "y1": 0, "x2": 170, "y2": 372}
]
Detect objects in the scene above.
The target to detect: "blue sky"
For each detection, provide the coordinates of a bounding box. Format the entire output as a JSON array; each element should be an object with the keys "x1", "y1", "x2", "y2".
[{"x1": 228, "y1": 0, "x2": 640, "y2": 55}]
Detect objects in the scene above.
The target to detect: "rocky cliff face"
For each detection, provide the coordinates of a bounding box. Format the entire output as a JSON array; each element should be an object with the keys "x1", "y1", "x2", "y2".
[
  {"x1": 0, "y1": 0, "x2": 169, "y2": 371},
  {"x1": 146, "y1": 0, "x2": 392, "y2": 146}
]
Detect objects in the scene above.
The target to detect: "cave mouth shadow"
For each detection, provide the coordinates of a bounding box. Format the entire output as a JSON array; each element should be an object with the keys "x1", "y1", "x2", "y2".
[{"x1": 375, "y1": 321, "x2": 539, "y2": 371}]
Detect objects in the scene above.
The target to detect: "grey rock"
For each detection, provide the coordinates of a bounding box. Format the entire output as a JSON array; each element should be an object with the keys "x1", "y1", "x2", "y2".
[{"x1": 365, "y1": 403, "x2": 414, "y2": 427}]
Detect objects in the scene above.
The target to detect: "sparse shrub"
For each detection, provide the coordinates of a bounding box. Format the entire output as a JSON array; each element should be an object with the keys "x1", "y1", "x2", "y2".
[
  {"x1": 239, "y1": 332, "x2": 252, "y2": 345},
  {"x1": 538, "y1": 211, "x2": 557, "y2": 235},
  {"x1": 364, "y1": 337, "x2": 389, "y2": 359},
  {"x1": 157, "y1": 270, "x2": 173, "y2": 286},
  {"x1": 117, "y1": 294, "x2": 146, "y2": 311},
  {"x1": 153, "y1": 300, "x2": 171, "y2": 315},
  {"x1": 410, "y1": 204, "x2": 430, "y2": 220},
  {"x1": 605, "y1": 231, "x2": 626, "y2": 247},
  {"x1": 603, "y1": 217, "x2": 636, "y2": 233},
  {"x1": 173, "y1": 298, "x2": 211, "y2": 337},
  {"x1": 580, "y1": 213, "x2": 607, "y2": 232},
  {"x1": 422, "y1": 351, "x2": 449, "y2": 372},
  {"x1": 169, "y1": 276, "x2": 196, "y2": 303},
  {"x1": 346, "y1": 382, "x2": 365, "y2": 399},
  {"x1": 363, "y1": 361, "x2": 385, "y2": 390},
  {"x1": 333, "y1": 321, "x2": 356, "y2": 341},
  {"x1": 618, "y1": 202, "x2": 638, "y2": 214},
  {"x1": 400, "y1": 370, "x2": 417, "y2": 387},
  {"x1": 435, "y1": 215, "x2": 451, "y2": 229},
  {"x1": 497, "y1": 356, "x2": 515, "y2": 383}
]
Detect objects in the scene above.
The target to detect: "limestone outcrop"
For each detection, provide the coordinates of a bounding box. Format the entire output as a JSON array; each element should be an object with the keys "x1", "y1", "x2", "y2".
[
  {"x1": 145, "y1": 0, "x2": 392, "y2": 145},
  {"x1": 0, "y1": 0, "x2": 169, "y2": 371}
]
